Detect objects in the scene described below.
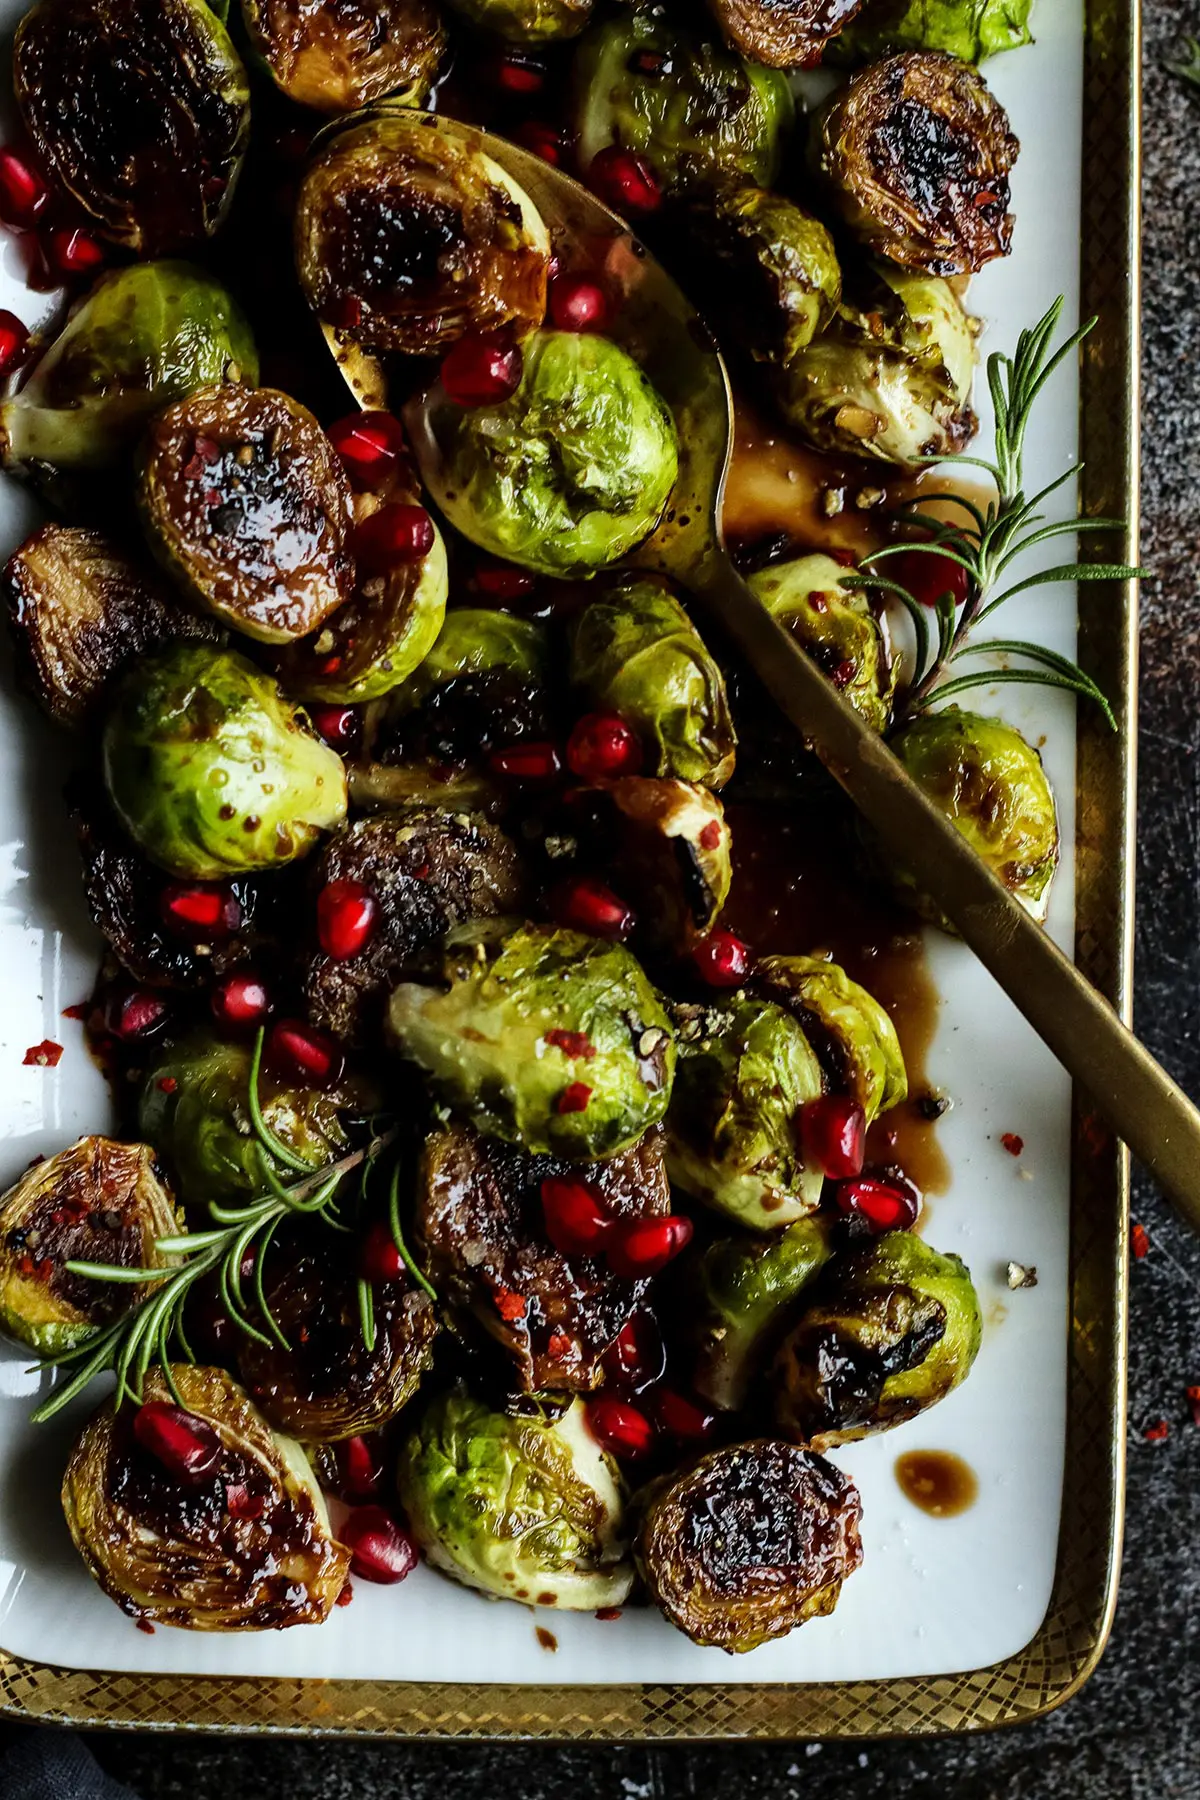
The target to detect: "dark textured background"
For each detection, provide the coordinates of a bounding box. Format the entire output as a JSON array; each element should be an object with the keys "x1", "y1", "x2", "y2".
[{"x1": 67, "y1": 9, "x2": 1200, "y2": 1794}]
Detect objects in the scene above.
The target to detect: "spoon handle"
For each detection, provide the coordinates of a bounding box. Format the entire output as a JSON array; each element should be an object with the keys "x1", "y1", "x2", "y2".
[{"x1": 689, "y1": 548, "x2": 1196, "y2": 1228}]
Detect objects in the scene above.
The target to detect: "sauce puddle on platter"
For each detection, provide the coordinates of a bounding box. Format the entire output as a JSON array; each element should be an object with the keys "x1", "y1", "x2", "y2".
[{"x1": 894, "y1": 1450, "x2": 980, "y2": 1518}]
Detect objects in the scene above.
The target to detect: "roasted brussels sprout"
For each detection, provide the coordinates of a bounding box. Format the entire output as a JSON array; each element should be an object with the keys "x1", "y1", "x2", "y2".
[
  {"x1": 0, "y1": 1138, "x2": 180, "y2": 1354},
  {"x1": 416, "y1": 330, "x2": 679, "y2": 578},
  {"x1": 780, "y1": 263, "x2": 976, "y2": 465},
  {"x1": 398, "y1": 1389, "x2": 633, "y2": 1607},
  {"x1": 748, "y1": 554, "x2": 895, "y2": 733},
  {"x1": 756, "y1": 953, "x2": 907, "y2": 1122},
  {"x1": 445, "y1": 0, "x2": 593, "y2": 41},
  {"x1": 813, "y1": 52, "x2": 1019, "y2": 275},
  {"x1": 773, "y1": 1231, "x2": 982, "y2": 1448},
  {"x1": 707, "y1": 0, "x2": 867, "y2": 66},
  {"x1": 890, "y1": 708, "x2": 1059, "y2": 924},
  {"x1": 296, "y1": 111, "x2": 550, "y2": 356},
  {"x1": 688, "y1": 1215, "x2": 835, "y2": 1412},
  {"x1": 0, "y1": 263, "x2": 257, "y2": 475},
  {"x1": 102, "y1": 644, "x2": 347, "y2": 879},
  {"x1": 667, "y1": 996, "x2": 825, "y2": 1229},
  {"x1": 568, "y1": 578, "x2": 735, "y2": 789},
  {"x1": 243, "y1": 0, "x2": 445, "y2": 113},
  {"x1": 604, "y1": 777, "x2": 733, "y2": 953},
  {"x1": 417, "y1": 1121, "x2": 669, "y2": 1391},
  {"x1": 63, "y1": 1366, "x2": 350, "y2": 1629},
  {"x1": 572, "y1": 12, "x2": 793, "y2": 193},
  {"x1": 14, "y1": 0, "x2": 250, "y2": 254},
  {"x1": 635, "y1": 1441, "x2": 862, "y2": 1650},
  {"x1": 831, "y1": 0, "x2": 1034, "y2": 64},
  {"x1": 377, "y1": 607, "x2": 551, "y2": 762},
  {"x1": 388, "y1": 923, "x2": 676, "y2": 1160}
]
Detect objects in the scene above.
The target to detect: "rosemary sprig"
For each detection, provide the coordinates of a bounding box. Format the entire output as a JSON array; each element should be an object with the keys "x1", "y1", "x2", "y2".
[{"x1": 1170, "y1": 37, "x2": 1200, "y2": 87}]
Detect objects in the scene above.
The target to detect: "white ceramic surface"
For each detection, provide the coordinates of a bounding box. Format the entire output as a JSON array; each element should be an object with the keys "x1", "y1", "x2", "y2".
[{"x1": 0, "y1": 2, "x2": 1088, "y2": 1686}]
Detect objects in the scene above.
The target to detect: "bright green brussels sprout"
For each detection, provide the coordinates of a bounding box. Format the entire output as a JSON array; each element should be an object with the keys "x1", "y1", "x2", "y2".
[
  {"x1": 242, "y1": 0, "x2": 445, "y2": 113},
  {"x1": 444, "y1": 0, "x2": 594, "y2": 40},
  {"x1": 102, "y1": 644, "x2": 347, "y2": 879},
  {"x1": 756, "y1": 954, "x2": 907, "y2": 1123},
  {"x1": 0, "y1": 263, "x2": 257, "y2": 475},
  {"x1": 415, "y1": 330, "x2": 679, "y2": 578},
  {"x1": 605, "y1": 776, "x2": 732, "y2": 952},
  {"x1": 707, "y1": 0, "x2": 869, "y2": 67},
  {"x1": 568, "y1": 577, "x2": 736, "y2": 788},
  {"x1": 773, "y1": 1231, "x2": 983, "y2": 1448},
  {"x1": 388, "y1": 923, "x2": 676, "y2": 1160},
  {"x1": 830, "y1": 0, "x2": 1034, "y2": 62},
  {"x1": 890, "y1": 707, "x2": 1059, "y2": 924},
  {"x1": 572, "y1": 12, "x2": 793, "y2": 194},
  {"x1": 666, "y1": 996, "x2": 825, "y2": 1229},
  {"x1": 0, "y1": 1137, "x2": 180, "y2": 1354},
  {"x1": 748, "y1": 554, "x2": 896, "y2": 733},
  {"x1": 688, "y1": 1215, "x2": 835, "y2": 1412},
  {"x1": 398, "y1": 1389, "x2": 633, "y2": 1608}
]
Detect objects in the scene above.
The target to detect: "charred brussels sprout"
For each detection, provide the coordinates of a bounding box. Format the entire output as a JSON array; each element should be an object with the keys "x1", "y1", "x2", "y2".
[
  {"x1": 606, "y1": 777, "x2": 732, "y2": 953},
  {"x1": 689, "y1": 1215, "x2": 835, "y2": 1412},
  {"x1": 445, "y1": 0, "x2": 594, "y2": 40},
  {"x1": 773, "y1": 1231, "x2": 982, "y2": 1448},
  {"x1": 15, "y1": 0, "x2": 250, "y2": 254},
  {"x1": 243, "y1": 0, "x2": 445, "y2": 113},
  {"x1": 813, "y1": 51, "x2": 1019, "y2": 275},
  {"x1": 635, "y1": 1441, "x2": 863, "y2": 1650},
  {"x1": 748, "y1": 554, "x2": 895, "y2": 733},
  {"x1": 757, "y1": 954, "x2": 907, "y2": 1122},
  {"x1": 568, "y1": 577, "x2": 735, "y2": 788},
  {"x1": 417, "y1": 331, "x2": 678, "y2": 577},
  {"x1": 890, "y1": 708, "x2": 1059, "y2": 924},
  {"x1": 0, "y1": 263, "x2": 257, "y2": 475},
  {"x1": 383, "y1": 608, "x2": 550, "y2": 754},
  {"x1": 572, "y1": 12, "x2": 793, "y2": 194},
  {"x1": 296, "y1": 111, "x2": 550, "y2": 356},
  {"x1": 707, "y1": 0, "x2": 868, "y2": 66},
  {"x1": 398, "y1": 1389, "x2": 633, "y2": 1607},
  {"x1": 0, "y1": 1138, "x2": 180, "y2": 1354},
  {"x1": 102, "y1": 644, "x2": 347, "y2": 879},
  {"x1": 388, "y1": 923, "x2": 675, "y2": 1160},
  {"x1": 831, "y1": 0, "x2": 1034, "y2": 64},
  {"x1": 667, "y1": 996, "x2": 825, "y2": 1229},
  {"x1": 63, "y1": 1366, "x2": 350, "y2": 1629}
]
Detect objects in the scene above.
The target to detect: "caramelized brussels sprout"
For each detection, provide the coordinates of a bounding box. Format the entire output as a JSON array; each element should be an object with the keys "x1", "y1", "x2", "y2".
[
  {"x1": 813, "y1": 51, "x2": 1019, "y2": 275},
  {"x1": 707, "y1": 0, "x2": 867, "y2": 66},
  {"x1": 0, "y1": 263, "x2": 257, "y2": 475},
  {"x1": 756, "y1": 954, "x2": 907, "y2": 1122},
  {"x1": 102, "y1": 644, "x2": 347, "y2": 879},
  {"x1": 349, "y1": 757, "x2": 504, "y2": 816},
  {"x1": 635, "y1": 1441, "x2": 863, "y2": 1650},
  {"x1": 388, "y1": 923, "x2": 676, "y2": 1160},
  {"x1": 688, "y1": 1215, "x2": 835, "y2": 1412},
  {"x1": 890, "y1": 708, "x2": 1059, "y2": 924},
  {"x1": 831, "y1": 0, "x2": 1034, "y2": 64},
  {"x1": 15, "y1": 0, "x2": 250, "y2": 254},
  {"x1": 63, "y1": 1366, "x2": 350, "y2": 1629},
  {"x1": 447, "y1": 0, "x2": 593, "y2": 38},
  {"x1": 243, "y1": 0, "x2": 445, "y2": 113},
  {"x1": 0, "y1": 1138, "x2": 180, "y2": 1354},
  {"x1": 748, "y1": 554, "x2": 895, "y2": 733},
  {"x1": 666, "y1": 996, "x2": 825, "y2": 1229},
  {"x1": 773, "y1": 1231, "x2": 982, "y2": 1447},
  {"x1": 416, "y1": 330, "x2": 679, "y2": 578},
  {"x1": 296, "y1": 111, "x2": 550, "y2": 356},
  {"x1": 568, "y1": 578, "x2": 735, "y2": 789},
  {"x1": 398, "y1": 1389, "x2": 633, "y2": 1607},
  {"x1": 605, "y1": 777, "x2": 733, "y2": 952},
  {"x1": 377, "y1": 607, "x2": 551, "y2": 764},
  {"x1": 572, "y1": 12, "x2": 793, "y2": 193}
]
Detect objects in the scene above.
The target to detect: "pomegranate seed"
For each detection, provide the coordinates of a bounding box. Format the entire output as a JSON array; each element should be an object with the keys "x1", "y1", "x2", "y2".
[
  {"x1": 541, "y1": 1175, "x2": 613, "y2": 1254},
  {"x1": 327, "y1": 292, "x2": 363, "y2": 331},
  {"x1": 160, "y1": 881, "x2": 241, "y2": 939},
  {"x1": 551, "y1": 875, "x2": 635, "y2": 940},
  {"x1": 338, "y1": 1434, "x2": 383, "y2": 1502},
  {"x1": 488, "y1": 740, "x2": 562, "y2": 782},
  {"x1": 516, "y1": 121, "x2": 566, "y2": 166},
  {"x1": 473, "y1": 560, "x2": 536, "y2": 602},
  {"x1": 354, "y1": 503, "x2": 435, "y2": 572},
  {"x1": 799, "y1": 1095, "x2": 866, "y2": 1180},
  {"x1": 339, "y1": 1506, "x2": 419, "y2": 1584},
  {"x1": 654, "y1": 1388, "x2": 717, "y2": 1442},
  {"x1": 104, "y1": 986, "x2": 169, "y2": 1042},
  {"x1": 45, "y1": 225, "x2": 105, "y2": 279},
  {"x1": 607, "y1": 1214, "x2": 692, "y2": 1279},
  {"x1": 360, "y1": 1218, "x2": 404, "y2": 1283},
  {"x1": 211, "y1": 971, "x2": 272, "y2": 1031},
  {"x1": 317, "y1": 878, "x2": 378, "y2": 960},
  {"x1": 226, "y1": 1482, "x2": 265, "y2": 1521},
  {"x1": 309, "y1": 704, "x2": 360, "y2": 752},
  {"x1": 602, "y1": 1312, "x2": 666, "y2": 1393},
  {"x1": 493, "y1": 51, "x2": 544, "y2": 94},
  {"x1": 587, "y1": 146, "x2": 662, "y2": 215},
  {"x1": 565, "y1": 712, "x2": 642, "y2": 780},
  {"x1": 0, "y1": 146, "x2": 49, "y2": 229},
  {"x1": 586, "y1": 1395, "x2": 655, "y2": 1461},
  {"x1": 133, "y1": 1403, "x2": 222, "y2": 1484},
  {"x1": 327, "y1": 411, "x2": 407, "y2": 489},
  {"x1": 889, "y1": 547, "x2": 971, "y2": 611},
  {"x1": 548, "y1": 273, "x2": 609, "y2": 333},
  {"x1": 692, "y1": 929, "x2": 752, "y2": 988},
  {"x1": 441, "y1": 333, "x2": 523, "y2": 408},
  {"x1": 835, "y1": 1177, "x2": 920, "y2": 1233},
  {"x1": 266, "y1": 1019, "x2": 343, "y2": 1088},
  {"x1": 0, "y1": 308, "x2": 26, "y2": 378},
  {"x1": 557, "y1": 1081, "x2": 593, "y2": 1114}
]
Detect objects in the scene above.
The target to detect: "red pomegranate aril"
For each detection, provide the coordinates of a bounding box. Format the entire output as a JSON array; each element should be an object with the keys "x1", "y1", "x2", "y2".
[
  {"x1": 515, "y1": 121, "x2": 566, "y2": 165},
  {"x1": 586, "y1": 1395, "x2": 655, "y2": 1461},
  {"x1": 489, "y1": 740, "x2": 562, "y2": 782},
  {"x1": 541, "y1": 1175, "x2": 613, "y2": 1255},
  {"x1": 799, "y1": 1095, "x2": 866, "y2": 1180},
  {"x1": 0, "y1": 146, "x2": 49, "y2": 229},
  {"x1": 693, "y1": 929, "x2": 752, "y2": 988},
  {"x1": 354, "y1": 503, "x2": 435, "y2": 572},
  {"x1": 654, "y1": 1388, "x2": 717, "y2": 1442},
  {"x1": 889, "y1": 547, "x2": 970, "y2": 611},
  {"x1": 565, "y1": 712, "x2": 642, "y2": 781},
  {"x1": 318, "y1": 878, "x2": 378, "y2": 960},
  {"x1": 266, "y1": 1019, "x2": 343, "y2": 1088},
  {"x1": 225, "y1": 1482, "x2": 265, "y2": 1521},
  {"x1": 548, "y1": 273, "x2": 609, "y2": 334},
  {"x1": 602, "y1": 1312, "x2": 666, "y2": 1393},
  {"x1": 339, "y1": 1506, "x2": 419, "y2": 1584},
  {"x1": 309, "y1": 704, "x2": 360, "y2": 752},
  {"x1": 211, "y1": 971, "x2": 272, "y2": 1032},
  {"x1": 551, "y1": 875, "x2": 635, "y2": 940},
  {"x1": 0, "y1": 309, "x2": 28, "y2": 374},
  {"x1": 105, "y1": 987, "x2": 169, "y2": 1042},
  {"x1": 339, "y1": 1434, "x2": 384, "y2": 1502},
  {"x1": 473, "y1": 560, "x2": 535, "y2": 602},
  {"x1": 606, "y1": 1214, "x2": 693, "y2": 1279},
  {"x1": 46, "y1": 225, "x2": 105, "y2": 279},
  {"x1": 160, "y1": 881, "x2": 241, "y2": 939},
  {"x1": 835, "y1": 1176, "x2": 920, "y2": 1233},
  {"x1": 327, "y1": 411, "x2": 407, "y2": 489},
  {"x1": 587, "y1": 146, "x2": 662, "y2": 215},
  {"x1": 360, "y1": 1218, "x2": 404, "y2": 1283},
  {"x1": 133, "y1": 1403, "x2": 222, "y2": 1484},
  {"x1": 494, "y1": 51, "x2": 544, "y2": 94},
  {"x1": 441, "y1": 333, "x2": 523, "y2": 408}
]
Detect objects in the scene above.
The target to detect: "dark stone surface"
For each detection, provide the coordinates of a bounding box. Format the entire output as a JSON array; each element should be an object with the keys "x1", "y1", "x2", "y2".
[{"x1": 80, "y1": 11, "x2": 1200, "y2": 1796}]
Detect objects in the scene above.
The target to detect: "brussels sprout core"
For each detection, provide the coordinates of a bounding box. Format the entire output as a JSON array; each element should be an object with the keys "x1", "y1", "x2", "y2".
[
  {"x1": 243, "y1": 0, "x2": 446, "y2": 114},
  {"x1": 748, "y1": 555, "x2": 896, "y2": 734}
]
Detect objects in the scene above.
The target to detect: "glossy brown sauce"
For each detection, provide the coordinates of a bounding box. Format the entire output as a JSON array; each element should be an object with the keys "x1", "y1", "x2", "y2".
[{"x1": 894, "y1": 1449, "x2": 979, "y2": 1517}]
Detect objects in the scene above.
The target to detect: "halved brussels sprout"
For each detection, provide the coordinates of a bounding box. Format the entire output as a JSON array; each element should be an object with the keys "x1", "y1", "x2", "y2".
[
  {"x1": 568, "y1": 577, "x2": 735, "y2": 789},
  {"x1": 667, "y1": 996, "x2": 825, "y2": 1229},
  {"x1": 349, "y1": 758, "x2": 504, "y2": 815},
  {"x1": 0, "y1": 1138, "x2": 180, "y2": 1354},
  {"x1": 831, "y1": 0, "x2": 1034, "y2": 65},
  {"x1": 780, "y1": 263, "x2": 977, "y2": 465},
  {"x1": 388, "y1": 923, "x2": 676, "y2": 1160},
  {"x1": 375, "y1": 607, "x2": 552, "y2": 768},
  {"x1": 445, "y1": 0, "x2": 593, "y2": 40},
  {"x1": 15, "y1": 0, "x2": 250, "y2": 254},
  {"x1": 756, "y1": 953, "x2": 908, "y2": 1122},
  {"x1": 415, "y1": 330, "x2": 679, "y2": 578},
  {"x1": 707, "y1": 0, "x2": 867, "y2": 66},
  {"x1": 398, "y1": 1389, "x2": 633, "y2": 1608},
  {"x1": 748, "y1": 554, "x2": 896, "y2": 733},
  {"x1": 137, "y1": 386, "x2": 354, "y2": 646},
  {"x1": 102, "y1": 644, "x2": 347, "y2": 879},
  {"x1": 635, "y1": 1441, "x2": 863, "y2": 1651},
  {"x1": 572, "y1": 12, "x2": 793, "y2": 193},
  {"x1": 687, "y1": 1215, "x2": 835, "y2": 1412},
  {"x1": 605, "y1": 777, "x2": 733, "y2": 953},
  {"x1": 813, "y1": 51, "x2": 1019, "y2": 275},
  {"x1": 243, "y1": 0, "x2": 445, "y2": 113},
  {"x1": 773, "y1": 1230, "x2": 982, "y2": 1448},
  {"x1": 890, "y1": 708, "x2": 1059, "y2": 924},
  {"x1": 296, "y1": 111, "x2": 550, "y2": 356},
  {"x1": 63, "y1": 1366, "x2": 350, "y2": 1629},
  {"x1": 0, "y1": 263, "x2": 257, "y2": 475}
]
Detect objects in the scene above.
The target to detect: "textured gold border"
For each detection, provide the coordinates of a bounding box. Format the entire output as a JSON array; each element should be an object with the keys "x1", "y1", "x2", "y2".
[{"x1": 0, "y1": 0, "x2": 1139, "y2": 1739}]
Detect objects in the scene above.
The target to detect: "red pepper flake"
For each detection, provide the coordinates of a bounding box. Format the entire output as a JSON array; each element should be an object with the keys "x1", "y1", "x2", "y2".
[
  {"x1": 1131, "y1": 1222, "x2": 1150, "y2": 1261},
  {"x1": 595, "y1": 1606, "x2": 622, "y2": 1621},
  {"x1": 23, "y1": 1039, "x2": 63, "y2": 1067},
  {"x1": 203, "y1": 486, "x2": 222, "y2": 507},
  {"x1": 62, "y1": 1002, "x2": 89, "y2": 1020},
  {"x1": 494, "y1": 1286, "x2": 527, "y2": 1321},
  {"x1": 545, "y1": 1029, "x2": 596, "y2": 1060},
  {"x1": 1143, "y1": 1419, "x2": 1169, "y2": 1443},
  {"x1": 1188, "y1": 1386, "x2": 1200, "y2": 1428},
  {"x1": 136, "y1": 1619, "x2": 156, "y2": 1635},
  {"x1": 1000, "y1": 1132, "x2": 1024, "y2": 1157},
  {"x1": 547, "y1": 1331, "x2": 572, "y2": 1359},
  {"x1": 194, "y1": 435, "x2": 220, "y2": 463},
  {"x1": 226, "y1": 1482, "x2": 265, "y2": 1521},
  {"x1": 556, "y1": 1082, "x2": 593, "y2": 1114},
  {"x1": 699, "y1": 820, "x2": 722, "y2": 851},
  {"x1": 336, "y1": 1581, "x2": 354, "y2": 1607},
  {"x1": 157, "y1": 1076, "x2": 178, "y2": 1093}
]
